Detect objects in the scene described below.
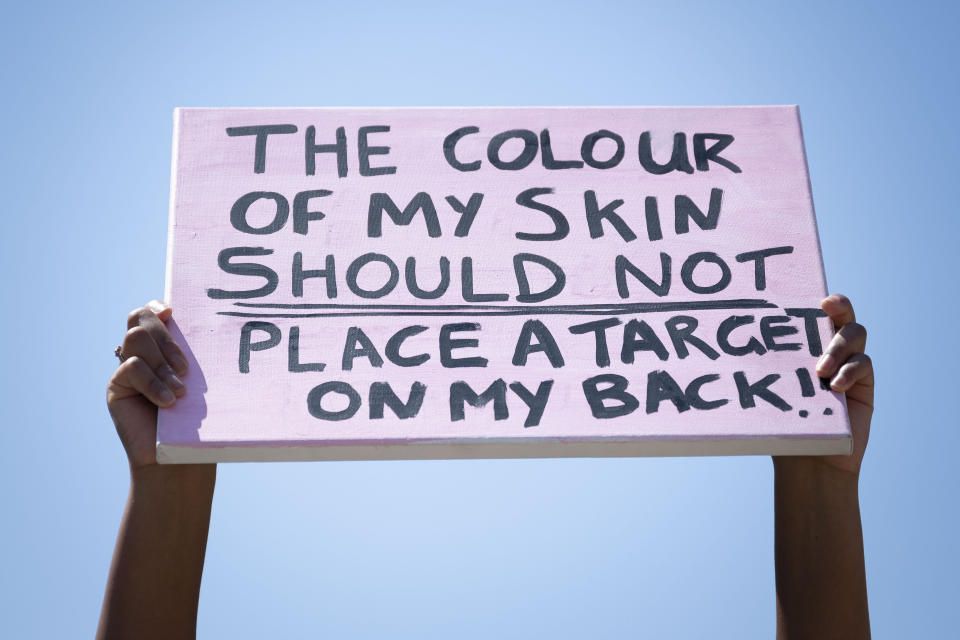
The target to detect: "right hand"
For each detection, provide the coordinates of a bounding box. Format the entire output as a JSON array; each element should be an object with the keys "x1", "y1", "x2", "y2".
[
  {"x1": 773, "y1": 293, "x2": 874, "y2": 479},
  {"x1": 812, "y1": 294, "x2": 874, "y2": 477},
  {"x1": 106, "y1": 300, "x2": 188, "y2": 469}
]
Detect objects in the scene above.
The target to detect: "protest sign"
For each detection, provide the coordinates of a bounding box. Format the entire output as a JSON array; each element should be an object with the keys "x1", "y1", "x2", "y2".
[{"x1": 156, "y1": 107, "x2": 850, "y2": 463}]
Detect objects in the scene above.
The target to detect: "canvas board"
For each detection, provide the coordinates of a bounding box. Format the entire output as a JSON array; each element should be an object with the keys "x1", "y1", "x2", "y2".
[{"x1": 157, "y1": 106, "x2": 850, "y2": 463}]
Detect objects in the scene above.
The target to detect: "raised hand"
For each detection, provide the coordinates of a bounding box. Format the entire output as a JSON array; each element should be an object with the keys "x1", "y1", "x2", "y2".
[
  {"x1": 106, "y1": 300, "x2": 188, "y2": 468},
  {"x1": 98, "y1": 300, "x2": 214, "y2": 640},
  {"x1": 812, "y1": 293, "x2": 874, "y2": 476},
  {"x1": 772, "y1": 294, "x2": 873, "y2": 639}
]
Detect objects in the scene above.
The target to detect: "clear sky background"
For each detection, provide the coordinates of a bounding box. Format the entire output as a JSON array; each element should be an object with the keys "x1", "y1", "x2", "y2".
[{"x1": 2, "y1": 1, "x2": 957, "y2": 638}]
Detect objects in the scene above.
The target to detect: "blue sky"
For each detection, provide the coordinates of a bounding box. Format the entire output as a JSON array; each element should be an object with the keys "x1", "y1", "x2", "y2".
[{"x1": 2, "y1": 1, "x2": 957, "y2": 637}]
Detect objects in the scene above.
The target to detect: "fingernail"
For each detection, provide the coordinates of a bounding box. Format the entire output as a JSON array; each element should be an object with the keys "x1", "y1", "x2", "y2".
[
  {"x1": 168, "y1": 374, "x2": 186, "y2": 393},
  {"x1": 831, "y1": 374, "x2": 848, "y2": 392},
  {"x1": 170, "y1": 354, "x2": 189, "y2": 375},
  {"x1": 816, "y1": 354, "x2": 836, "y2": 374},
  {"x1": 147, "y1": 300, "x2": 169, "y2": 314},
  {"x1": 159, "y1": 388, "x2": 176, "y2": 405}
]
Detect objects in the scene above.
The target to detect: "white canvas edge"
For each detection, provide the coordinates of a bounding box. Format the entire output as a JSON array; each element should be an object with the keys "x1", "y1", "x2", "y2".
[
  {"x1": 173, "y1": 105, "x2": 800, "y2": 112},
  {"x1": 163, "y1": 108, "x2": 181, "y2": 304},
  {"x1": 158, "y1": 435, "x2": 852, "y2": 463}
]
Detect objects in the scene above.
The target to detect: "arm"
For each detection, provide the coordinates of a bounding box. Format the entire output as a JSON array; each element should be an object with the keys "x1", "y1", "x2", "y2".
[
  {"x1": 97, "y1": 301, "x2": 216, "y2": 640},
  {"x1": 773, "y1": 294, "x2": 873, "y2": 639}
]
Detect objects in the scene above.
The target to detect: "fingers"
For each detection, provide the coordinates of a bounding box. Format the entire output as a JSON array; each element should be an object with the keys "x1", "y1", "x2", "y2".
[
  {"x1": 108, "y1": 356, "x2": 177, "y2": 407},
  {"x1": 821, "y1": 293, "x2": 855, "y2": 330},
  {"x1": 121, "y1": 325, "x2": 186, "y2": 398},
  {"x1": 110, "y1": 300, "x2": 188, "y2": 410},
  {"x1": 816, "y1": 293, "x2": 872, "y2": 398},
  {"x1": 816, "y1": 320, "x2": 867, "y2": 380},
  {"x1": 830, "y1": 353, "x2": 874, "y2": 394},
  {"x1": 127, "y1": 300, "x2": 188, "y2": 376}
]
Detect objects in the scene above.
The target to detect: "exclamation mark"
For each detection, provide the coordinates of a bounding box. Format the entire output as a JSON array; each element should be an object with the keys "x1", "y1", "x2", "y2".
[
  {"x1": 795, "y1": 367, "x2": 835, "y2": 417},
  {"x1": 796, "y1": 367, "x2": 816, "y2": 398}
]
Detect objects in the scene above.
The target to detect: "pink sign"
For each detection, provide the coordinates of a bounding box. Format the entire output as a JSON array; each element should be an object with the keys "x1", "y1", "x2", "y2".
[{"x1": 157, "y1": 107, "x2": 850, "y2": 463}]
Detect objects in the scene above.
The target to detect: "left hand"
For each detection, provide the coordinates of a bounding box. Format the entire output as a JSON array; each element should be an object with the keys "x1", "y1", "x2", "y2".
[{"x1": 106, "y1": 300, "x2": 188, "y2": 469}]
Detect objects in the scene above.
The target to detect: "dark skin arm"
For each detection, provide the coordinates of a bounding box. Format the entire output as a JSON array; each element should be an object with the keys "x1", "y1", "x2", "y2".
[
  {"x1": 773, "y1": 294, "x2": 874, "y2": 639},
  {"x1": 95, "y1": 296, "x2": 873, "y2": 639},
  {"x1": 97, "y1": 301, "x2": 216, "y2": 640}
]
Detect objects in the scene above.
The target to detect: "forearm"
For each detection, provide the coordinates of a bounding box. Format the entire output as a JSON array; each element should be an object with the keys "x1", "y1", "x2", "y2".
[
  {"x1": 97, "y1": 464, "x2": 216, "y2": 640},
  {"x1": 773, "y1": 459, "x2": 869, "y2": 640}
]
